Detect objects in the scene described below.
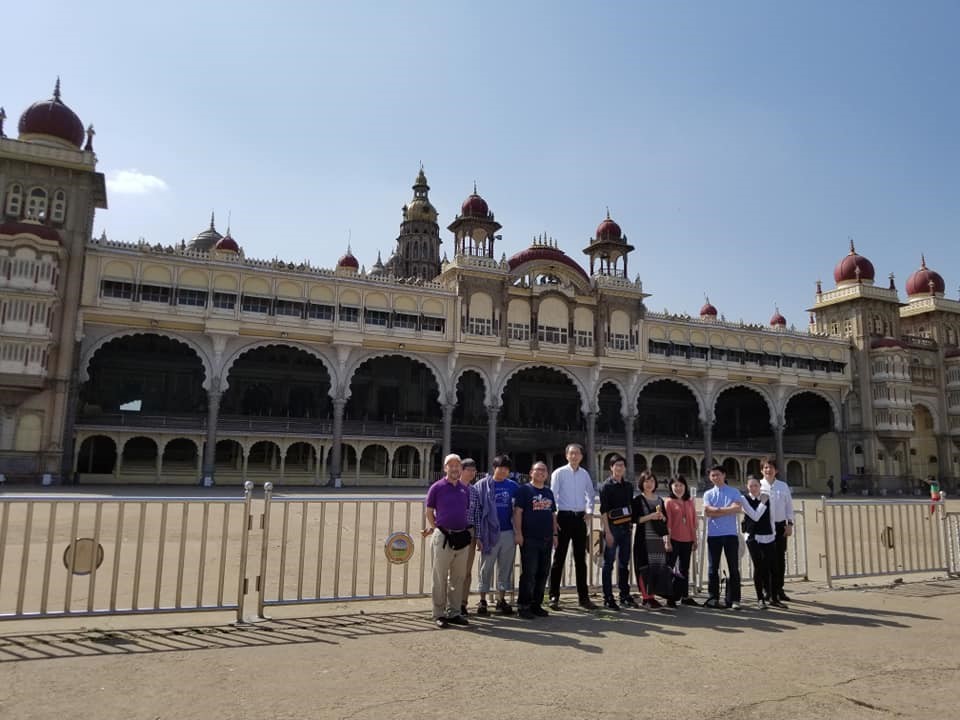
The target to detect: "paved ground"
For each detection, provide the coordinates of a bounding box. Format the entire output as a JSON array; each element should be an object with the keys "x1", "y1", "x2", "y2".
[{"x1": 2, "y1": 578, "x2": 959, "y2": 720}]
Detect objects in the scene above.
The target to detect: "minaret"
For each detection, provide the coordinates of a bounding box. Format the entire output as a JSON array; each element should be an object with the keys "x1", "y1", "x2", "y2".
[
  {"x1": 582, "y1": 209, "x2": 634, "y2": 277},
  {"x1": 390, "y1": 166, "x2": 441, "y2": 280},
  {"x1": 447, "y1": 182, "x2": 501, "y2": 259}
]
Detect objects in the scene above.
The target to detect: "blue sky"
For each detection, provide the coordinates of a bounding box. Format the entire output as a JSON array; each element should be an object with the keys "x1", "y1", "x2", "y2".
[{"x1": 4, "y1": 1, "x2": 959, "y2": 327}]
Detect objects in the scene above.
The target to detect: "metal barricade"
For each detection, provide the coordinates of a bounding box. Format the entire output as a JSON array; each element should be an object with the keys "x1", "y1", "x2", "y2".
[
  {"x1": 819, "y1": 498, "x2": 949, "y2": 587},
  {"x1": 694, "y1": 503, "x2": 809, "y2": 593},
  {"x1": 0, "y1": 483, "x2": 254, "y2": 622},
  {"x1": 256, "y1": 484, "x2": 432, "y2": 616},
  {"x1": 947, "y1": 512, "x2": 960, "y2": 577}
]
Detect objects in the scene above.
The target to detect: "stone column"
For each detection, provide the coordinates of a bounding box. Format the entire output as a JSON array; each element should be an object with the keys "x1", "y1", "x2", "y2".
[
  {"x1": 201, "y1": 387, "x2": 222, "y2": 485},
  {"x1": 0, "y1": 406, "x2": 16, "y2": 450},
  {"x1": 155, "y1": 446, "x2": 163, "y2": 482},
  {"x1": 486, "y1": 403, "x2": 500, "y2": 472},
  {"x1": 774, "y1": 423, "x2": 785, "y2": 476},
  {"x1": 442, "y1": 402, "x2": 454, "y2": 458},
  {"x1": 624, "y1": 413, "x2": 636, "y2": 483},
  {"x1": 586, "y1": 411, "x2": 597, "y2": 485},
  {"x1": 702, "y1": 419, "x2": 713, "y2": 479},
  {"x1": 936, "y1": 434, "x2": 952, "y2": 482},
  {"x1": 329, "y1": 398, "x2": 346, "y2": 485}
]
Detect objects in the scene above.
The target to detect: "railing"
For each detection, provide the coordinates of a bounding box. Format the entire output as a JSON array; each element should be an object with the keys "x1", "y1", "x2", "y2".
[
  {"x1": 947, "y1": 512, "x2": 960, "y2": 577},
  {"x1": 0, "y1": 484, "x2": 254, "y2": 621},
  {"x1": 818, "y1": 498, "x2": 949, "y2": 587}
]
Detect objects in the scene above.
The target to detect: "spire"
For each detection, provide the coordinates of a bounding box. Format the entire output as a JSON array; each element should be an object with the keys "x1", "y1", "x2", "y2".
[
  {"x1": 473, "y1": 180, "x2": 477, "y2": 195},
  {"x1": 0, "y1": 107, "x2": 6, "y2": 138},
  {"x1": 209, "y1": 211, "x2": 216, "y2": 230},
  {"x1": 606, "y1": 206, "x2": 611, "y2": 219},
  {"x1": 889, "y1": 272, "x2": 896, "y2": 291},
  {"x1": 921, "y1": 253, "x2": 927, "y2": 269},
  {"x1": 53, "y1": 77, "x2": 62, "y2": 101},
  {"x1": 226, "y1": 210, "x2": 232, "y2": 236},
  {"x1": 84, "y1": 124, "x2": 95, "y2": 152},
  {"x1": 848, "y1": 236, "x2": 856, "y2": 254}
]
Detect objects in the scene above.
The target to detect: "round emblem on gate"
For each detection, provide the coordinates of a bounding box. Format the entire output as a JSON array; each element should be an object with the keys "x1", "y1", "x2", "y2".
[
  {"x1": 63, "y1": 538, "x2": 105, "y2": 575},
  {"x1": 384, "y1": 532, "x2": 415, "y2": 565}
]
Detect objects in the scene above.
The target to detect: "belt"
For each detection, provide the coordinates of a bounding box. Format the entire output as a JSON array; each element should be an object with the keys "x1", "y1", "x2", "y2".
[
  {"x1": 558, "y1": 510, "x2": 585, "y2": 517},
  {"x1": 438, "y1": 526, "x2": 468, "y2": 533}
]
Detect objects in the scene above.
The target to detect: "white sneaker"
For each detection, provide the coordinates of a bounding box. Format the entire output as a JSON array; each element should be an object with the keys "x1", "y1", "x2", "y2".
[
  {"x1": 731, "y1": 602, "x2": 742, "y2": 611},
  {"x1": 757, "y1": 599, "x2": 768, "y2": 610}
]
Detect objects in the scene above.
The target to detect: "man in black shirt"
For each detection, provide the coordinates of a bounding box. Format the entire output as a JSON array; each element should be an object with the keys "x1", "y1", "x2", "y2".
[{"x1": 599, "y1": 455, "x2": 638, "y2": 610}]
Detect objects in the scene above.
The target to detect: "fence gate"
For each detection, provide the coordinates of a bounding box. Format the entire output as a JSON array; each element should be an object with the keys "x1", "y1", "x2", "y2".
[
  {"x1": 0, "y1": 484, "x2": 254, "y2": 622},
  {"x1": 819, "y1": 498, "x2": 950, "y2": 587}
]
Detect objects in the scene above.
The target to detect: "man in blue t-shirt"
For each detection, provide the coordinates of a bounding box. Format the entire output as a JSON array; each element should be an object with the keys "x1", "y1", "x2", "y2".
[
  {"x1": 703, "y1": 464, "x2": 747, "y2": 609},
  {"x1": 514, "y1": 461, "x2": 558, "y2": 619},
  {"x1": 475, "y1": 454, "x2": 520, "y2": 615}
]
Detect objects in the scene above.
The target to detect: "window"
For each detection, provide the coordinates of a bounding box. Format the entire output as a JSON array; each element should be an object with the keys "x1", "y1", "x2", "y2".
[
  {"x1": 537, "y1": 325, "x2": 568, "y2": 344},
  {"x1": 50, "y1": 190, "x2": 67, "y2": 223},
  {"x1": 101, "y1": 280, "x2": 134, "y2": 299},
  {"x1": 339, "y1": 305, "x2": 359, "y2": 323},
  {"x1": 307, "y1": 303, "x2": 334, "y2": 320},
  {"x1": 509, "y1": 323, "x2": 531, "y2": 341},
  {"x1": 608, "y1": 333, "x2": 631, "y2": 350},
  {"x1": 213, "y1": 292, "x2": 236, "y2": 309},
  {"x1": 241, "y1": 294, "x2": 271, "y2": 313},
  {"x1": 26, "y1": 188, "x2": 48, "y2": 220},
  {"x1": 467, "y1": 317, "x2": 492, "y2": 336},
  {"x1": 140, "y1": 284, "x2": 171, "y2": 303},
  {"x1": 421, "y1": 316, "x2": 444, "y2": 333},
  {"x1": 575, "y1": 330, "x2": 593, "y2": 347},
  {"x1": 4, "y1": 184, "x2": 22, "y2": 217},
  {"x1": 275, "y1": 299, "x2": 304, "y2": 317},
  {"x1": 177, "y1": 288, "x2": 208, "y2": 307},
  {"x1": 394, "y1": 312, "x2": 419, "y2": 330},
  {"x1": 364, "y1": 309, "x2": 390, "y2": 326}
]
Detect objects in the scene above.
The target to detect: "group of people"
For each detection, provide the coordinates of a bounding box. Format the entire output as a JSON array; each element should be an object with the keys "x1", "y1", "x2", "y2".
[{"x1": 423, "y1": 445, "x2": 795, "y2": 628}]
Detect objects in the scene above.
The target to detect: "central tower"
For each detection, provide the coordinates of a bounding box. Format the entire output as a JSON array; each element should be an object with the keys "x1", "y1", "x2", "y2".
[{"x1": 387, "y1": 166, "x2": 441, "y2": 280}]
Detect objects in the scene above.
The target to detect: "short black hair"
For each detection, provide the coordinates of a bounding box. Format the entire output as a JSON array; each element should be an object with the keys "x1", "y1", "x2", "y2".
[
  {"x1": 608, "y1": 454, "x2": 625, "y2": 468},
  {"x1": 492, "y1": 454, "x2": 512, "y2": 470},
  {"x1": 670, "y1": 475, "x2": 691, "y2": 501},
  {"x1": 709, "y1": 464, "x2": 725, "y2": 474},
  {"x1": 461, "y1": 458, "x2": 477, "y2": 469}
]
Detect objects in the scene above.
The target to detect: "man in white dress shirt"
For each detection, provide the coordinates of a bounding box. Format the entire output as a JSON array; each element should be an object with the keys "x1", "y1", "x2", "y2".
[
  {"x1": 547, "y1": 443, "x2": 598, "y2": 610},
  {"x1": 759, "y1": 457, "x2": 795, "y2": 603}
]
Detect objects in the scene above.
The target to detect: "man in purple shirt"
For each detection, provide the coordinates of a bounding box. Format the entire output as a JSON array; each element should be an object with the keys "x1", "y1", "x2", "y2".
[{"x1": 424, "y1": 453, "x2": 472, "y2": 628}]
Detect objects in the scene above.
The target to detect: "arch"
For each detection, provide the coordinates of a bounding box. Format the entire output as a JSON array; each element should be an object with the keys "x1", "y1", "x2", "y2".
[
  {"x1": 214, "y1": 439, "x2": 244, "y2": 470},
  {"x1": 597, "y1": 381, "x2": 625, "y2": 434},
  {"x1": 345, "y1": 351, "x2": 446, "y2": 403},
  {"x1": 496, "y1": 363, "x2": 588, "y2": 413},
  {"x1": 745, "y1": 458, "x2": 762, "y2": 478},
  {"x1": 650, "y1": 454, "x2": 671, "y2": 480},
  {"x1": 911, "y1": 399, "x2": 941, "y2": 434},
  {"x1": 452, "y1": 368, "x2": 489, "y2": 425},
  {"x1": 597, "y1": 377, "x2": 628, "y2": 417},
  {"x1": 221, "y1": 340, "x2": 337, "y2": 394},
  {"x1": 786, "y1": 460, "x2": 803, "y2": 486},
  {"x1": 103, "y1": 260, "x2": 136, "y2": 280},
  {"x1": 392, "y1": 445, "x2": 421, "y2": 478},
  {"x1": 76, "y1": 435, "x2": 116, "y2": 474},
  {"x1": 721, "y1": 457, "x2": 741, "y2": 482},
  {"x1": 712, "y1": 382, "x2": 777, "y2": 427},
  {"x1": 634, "y1": 453, "x2": 648, "y2": 473},
  {"x1": 677, "y1": 455, "x2": 697, "y2": 479},
  {"x1": 161, "y1": 438, "x2": 199, "y2": 468},
  {"x1": 453, "y1": 365, "x2": 492, "y2": 404},
  {"x1": 636, "y1": 377, "x2": 706, "y2": 421},
  {"x1": 783, "y1": 388, "x2": 841, "y2": 430},
  {"x1": 80, "y1": 330, "x2": 212, "y2": 389},
  {"x1": 121, "y1": 436, "x2": 158, "y2": 466},
  {"x1": 285, "y1": 442, "x2": 317, "y2": 472},
  {"x1": 359, "y1": 444, "x2": 389, "y2": 475},
  {"x1": 247, "y1": 440, "x2": 282, "y2": 472}
]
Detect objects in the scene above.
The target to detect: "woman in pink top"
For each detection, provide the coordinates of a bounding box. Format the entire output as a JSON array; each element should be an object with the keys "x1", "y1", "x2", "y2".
[{"x1": 663, "y1": 475, "x2": 698, "y2": 606}]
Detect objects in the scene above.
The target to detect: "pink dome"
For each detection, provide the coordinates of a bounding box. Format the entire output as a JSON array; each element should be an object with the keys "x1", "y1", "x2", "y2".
[
  {"x1": 337, "y1": 249, "x2": 359, "y2": 269},
  {"x1": 508, "y1": 245, "x2": 589, "y2": 282},
  {"x1": 595, "y1": 213, "x2": 622, "y2": 241},
  {"x1": 214, "y1": 234, "x2": 240, "y2": 253},
  {"x1": 17, "y1": 80, "x2": 86, "y2": 148},
  {"x1": 0, "y1": 221, "x2": 62, "y2": 243},
  {"x1": 699, "y1": 301, "x2": 718, "y2": 317},
  {"x1": 460, "y1": 189, "x2": 489, "y2": 218},
  {"x1": 770, "y1": 309, "x2": 786, "y2": 327},
  {"x1": 905, "y1": 256, "x2": 945, "y2": 296},
  {"x1": 833, "y1": 240, "x2": 875, "y2": 284}
]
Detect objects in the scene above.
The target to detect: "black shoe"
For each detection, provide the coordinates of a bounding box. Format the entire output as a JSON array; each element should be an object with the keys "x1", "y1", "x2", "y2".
[
  {"x1": 476, "y1": 600, "x2": 489, "y2": 616},
  {"x1": 681, "y1": 597, "x2": 699, "y2": 607},
  {"x1": 769, "y1": 599, "x2": 788, "y2": 609},
  {"x1": 620, "y1": 596, "x2": 639, "y2": 608},
  {"x1": 778, "y1": 593, "x2": 792, "y2": 602},
  {"x1": 531, "y1": 605, "x2": 550, "y2": 617},
  {"x1": 461, "y1": 605, "x2": 468, "y2": 616},
  {"x1": 447, "y1": 614, "x2": 469, "y2": 626},
  {"x1": 518, "y1": 608, "x2": 536, "y2": 619},
  {"x1": 495, "y1": 599, "x2": 514, "y2": 616},
  {"x1": 643, "y1": 598, "x2": 662, "y2": 610},
  {"x1": 435, "y1": 617, "x2": 449, "y2": 628},
  {"x1": 548, "y1": 599, "x2": 561, "y2": 611},
  {"x1": 603, "y1": 599, "x2": 621, "y2": 611},
  {"x1": 666, "y1": 599, "x2": 678, "y2": 609},
  {"x1": 703, "y1": 598, "x2": 721, "y2": 609},
  {"x1": 579, "y1": 599, "x2": 599, "y2": 610}
]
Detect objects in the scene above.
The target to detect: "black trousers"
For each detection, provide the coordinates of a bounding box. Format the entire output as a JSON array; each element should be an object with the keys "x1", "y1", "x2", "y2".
[
  {"x1": 517, "y1": 539, "x2": 552, "y2": 609},
  {"x1": 746, "y1": 539, "x2": 774, "y2": 602},
  {"x1": 772, "y1": 521, "x2": 788, "y2": 597},
  {"x1": 549, "y1": 512, "x2": 589, "y2": 602},
  {"x1": 669, "y1": 540, "x2": 694, "y2": 599}
]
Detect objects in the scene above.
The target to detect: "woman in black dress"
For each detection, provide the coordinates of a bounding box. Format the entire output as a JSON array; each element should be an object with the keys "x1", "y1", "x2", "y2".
[{"x1": 632, "y1": 471, "x2": 673, "y2": 609}]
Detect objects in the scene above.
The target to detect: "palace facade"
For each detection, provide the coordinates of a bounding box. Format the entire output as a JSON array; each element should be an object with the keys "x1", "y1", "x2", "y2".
[{"x1": 1, "y1": 84, "x2": 957, "y2": 491}]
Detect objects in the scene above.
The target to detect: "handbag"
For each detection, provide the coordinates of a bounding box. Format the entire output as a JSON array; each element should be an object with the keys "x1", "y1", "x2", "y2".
[{"x1": 440, "y1": 528, "x2": 472, "y2": 550}]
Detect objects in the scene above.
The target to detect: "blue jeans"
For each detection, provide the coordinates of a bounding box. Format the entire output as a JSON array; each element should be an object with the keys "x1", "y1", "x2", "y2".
[
  {"x1": 601, "y1": 525, "x2": 632, "y2": 601},
  {"x1": 707, "y1": 535, "x2": 741, "y2": 604}
]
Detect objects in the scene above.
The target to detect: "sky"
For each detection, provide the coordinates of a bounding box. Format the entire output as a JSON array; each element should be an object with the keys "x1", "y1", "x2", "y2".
[{"x1": 3, "y1": 1, "x2": 959, "y2": 327}]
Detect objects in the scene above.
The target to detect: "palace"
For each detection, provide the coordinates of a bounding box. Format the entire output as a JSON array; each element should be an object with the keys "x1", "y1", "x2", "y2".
[{"x1": 1, "y1": 83, "x2": 957, "y2": 491}]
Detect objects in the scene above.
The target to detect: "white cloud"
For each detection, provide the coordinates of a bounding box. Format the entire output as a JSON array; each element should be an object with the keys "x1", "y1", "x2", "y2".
[{"x1": 106, "y1": 169, "x2": 169, "y2": 195}]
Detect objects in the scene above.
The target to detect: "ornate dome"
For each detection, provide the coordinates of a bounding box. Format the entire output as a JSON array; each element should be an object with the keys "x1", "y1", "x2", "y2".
[
  {"x1": 460, "y1": 184, "x2": 489, "y2": 218},
  {"x1": 0, "y1": 220, "x2": 62, "y2": 243},
  {"x1": 595, "y1": 211, "x2": 622, "y2": 242},
  {"x1": 337, "y1": 247, "x2": 359, "y2": 269},
  {"x1": 833, "y1": 239, "x2": 875, "y2": 285},
  {"x1": 770, "y1": 308, "x2": 787, "y2": 327},
  {"x1": 905, "y1": 255, "x2": 945, "y2": 297},
  {"x1": 699, "y1": 299, "x2": 718, "y2": 318},
  {"x1": 17, "y1": 79, "x2": 86, "y2": 149},
  {"x1": 189, "y1": 213, "x2": 223, "y2": 252},
  {"x1": 508, "y1": 241, "x2": 589, "y2": 282},
  {"x1": 214, "y1": 233, "x2": 239, "y2": 253}
]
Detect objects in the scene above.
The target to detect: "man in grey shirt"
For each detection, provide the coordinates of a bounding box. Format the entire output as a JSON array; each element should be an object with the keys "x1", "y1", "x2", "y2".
[{"x1": 547, "y1": 443, "x2": 598, "y2": 610}]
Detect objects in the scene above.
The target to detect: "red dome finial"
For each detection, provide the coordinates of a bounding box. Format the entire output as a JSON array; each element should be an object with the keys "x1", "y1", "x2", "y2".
[
  {"x1": 337, "y1": 244, "x2": 359, "y2": 269},
  {"x1": 700, "y1": 295, "x2": 718, "y2": 318},
  {"x1": 461, "y1": 186, "x2": 490, "y2": 218},
  {"x1": 833, "y1": 239, "x2": 875, "y2": 285},
  {"x1": 53, "y1": 77, "x2": 61, "y2": 101},
  {"x1": 770, "y1": 307, "x2": 787, "y2": 327},
  {"x1": 595, "y1": 210, "x2": 623, "y2": 242},
  {"x1": 905, "y1": 255, "x2": 945, "y2": 297},
  {"x1": 17, "y1": 79, "x2": 86, "y2": 148}
]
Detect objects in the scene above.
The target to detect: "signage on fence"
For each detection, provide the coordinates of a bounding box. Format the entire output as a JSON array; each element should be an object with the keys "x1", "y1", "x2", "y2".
[
  {"x1": 63, "y1": 538, "x2": 104, "y2": 575},
  {"x1": 384, "y1": 532, "x2": 415, "y2": 565}
]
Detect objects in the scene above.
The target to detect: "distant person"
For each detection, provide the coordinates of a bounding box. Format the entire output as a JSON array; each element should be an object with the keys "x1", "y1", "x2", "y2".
[
  {"x1": 424, "y1": 454, "x2": 472, "y2": 628},
  {"x1": 475, "y1": 455, "x2": 519, "y2": 615},
  {"x1": 599, "y1": 454, "x2": 638, "y2": 610},
  {"x1": 457, "y1": 458, "x2": 481, "y2": 616},
  {"x1": 663, "y1": 475, "x2": 698, "y2": 606},
  {"x1": 826, "y1": 475, "x2": 835, "y2": 498},
  {"x1": 840, "y1": 475, "x2": 849, "y2": 495},
  {"x1": 514, "y1": 461, "x2": 558, "y2": 619},
  {"x1": 548, "y1": 443, "x2": 598, "y2": 611},
  {"x1": 759, "y1": 458, "x2": 795, "y2": 603}
]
